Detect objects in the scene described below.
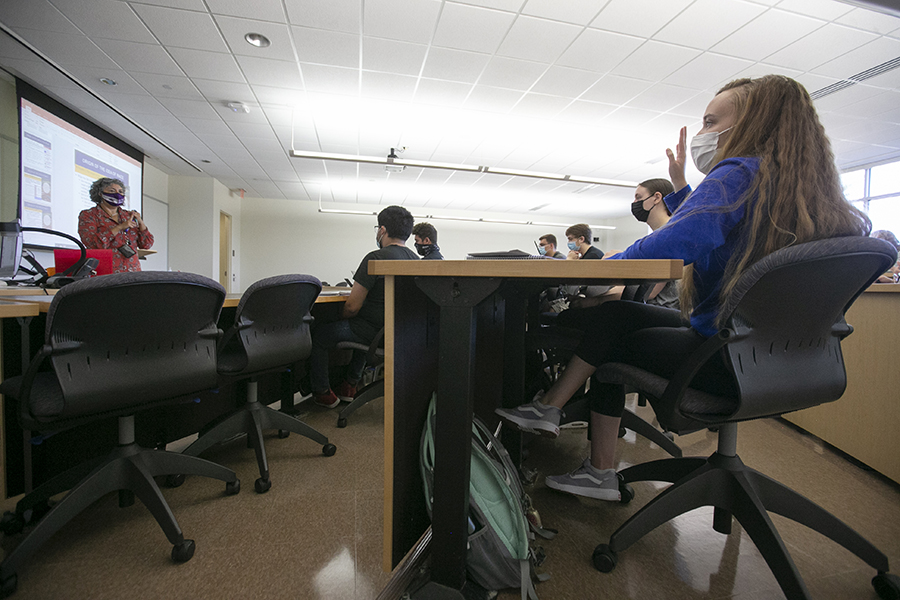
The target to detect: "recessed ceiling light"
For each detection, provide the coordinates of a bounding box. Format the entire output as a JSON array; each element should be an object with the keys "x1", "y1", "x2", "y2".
[
  {"x1": 244, "y1": 33, "x2": 271, "y2": 48},
  {"x1": 99, "y1": 78, "x2": 117, "y2": 86}
]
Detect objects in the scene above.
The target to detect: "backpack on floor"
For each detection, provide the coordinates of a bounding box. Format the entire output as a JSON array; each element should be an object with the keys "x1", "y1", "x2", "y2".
[{"x1": 420, "y1": 394, "x2": 555, "y2": 600}]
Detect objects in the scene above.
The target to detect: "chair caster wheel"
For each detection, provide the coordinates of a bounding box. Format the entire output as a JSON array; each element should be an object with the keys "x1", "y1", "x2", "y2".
[
  {"x1": 255, "y1": 478, "x2": 272, "y2": 494},
  {"x1": 166, "y1": 474, "x2": 185, "y2": 488},
  {"x1": 619, "y1": 483, "x2": 634, "y2": 504},
  {"x1": 1, "y1": 573, "x2": 17, "y2": 598},
  {"x1": 0, "y1": 511, "x2": 24, "y2": 535},
  {"x1": 172, "y1": 539, "x2": 195, "y2": 563},
  {"x1": 323, "y1": 443, "x2": 337, "y2": 457},
  {"x1": 226, "y1": 479, "x2": 240, "y2": 495},
  {"x1": 873, "y1": 573, "x2": 900, "y2": 600},
  {"x1": 592, "y1": 544, "x2": 617, "y2": 573},
  {"x1": 277, "y1": 429, "x2": 289, "y2": 439},
  {"x1": 337, "y1": 417, "x2": 348, "y2": 428},
  {"x1": 618, "y1": 426, "x2": 626, "y2": 438}
]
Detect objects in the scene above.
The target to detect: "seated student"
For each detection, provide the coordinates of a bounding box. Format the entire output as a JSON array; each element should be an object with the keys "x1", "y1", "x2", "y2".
[
  {"x1": 537, "y1": 234, "x2": 566, "y2": 259},
  {"x1": 496, "y1": 74, "x2": 871, "y2": 501},
  {"x1": 565, "y1": 224, "x2": 603, "y2": 260},
  {"x1": 310, "y1": 206, "x2": 419, "y2": 408},
  {"x1": 872, "y1": 230, "x2": 900, "y2": 282},
  {"x1": 565, "y1": 178, "x2": 678, "y2": 313},
  {"x1": 412, "y1": 222, "x2": 443, "y2": 260}
]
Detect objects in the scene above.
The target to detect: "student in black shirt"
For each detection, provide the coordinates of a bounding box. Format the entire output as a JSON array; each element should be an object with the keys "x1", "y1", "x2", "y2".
[
  {"x1": 412, "y1": 221, "x2": 443, "y2": 260},
  {"x1": 310, "y1": 206, "x2": 418, "y2": 408},
  {"x1": 565, "y1": 223, "x2": 604, "y2": 260}
]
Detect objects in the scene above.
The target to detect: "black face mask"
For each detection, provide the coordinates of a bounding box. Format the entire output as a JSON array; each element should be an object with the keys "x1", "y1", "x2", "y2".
[
  {"x1": 631, "y1": 196, "x2": 653, "y2": 223},
  {"x1": 415, "y1": 243, "x2": 438, "y2": 257}
]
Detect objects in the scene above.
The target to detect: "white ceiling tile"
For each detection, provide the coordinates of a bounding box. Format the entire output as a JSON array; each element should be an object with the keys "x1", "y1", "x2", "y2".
[
  {"x1": 130, "y1": 72, "x2": 203, "y2": 99},
  {"x1": 251, "y1": 84, "x2": 306, "y2": 106},
  {"x1": 124, "y1": 0, "x2": 207, "y2": 9},
  {"x1": 509, "y1": 93, "x2": 569, "y2": 118},
  {"x1": 463, "y1": 85, "x2": 523, "y2": 112},
  {"x1": 205, "y1": 0, "x2": 287, "y2": 22},
  {"x1": 710, "y1": 9, "x2": 825, "y2": 61},
  {"x1": 16, "y1": 29, "x2": 119, "y2": 70},
  {"x1": 627, "y1": 83, "x2": 703, "y2": 113},
  {"x1": 765, "y1": 23, "x2": 879, "y2": 71},
  {"x1": 284, "y1": 0, "x2": 360, "y2": 33},
  {"x1": 293, "y1": 26, "x2": 360, "y2": 68},
  {"x1": 450, "y1": 0, "x2": 523, "y2": 12},
  {"x1": 833, "y1": 90, "x2": 900, "y2": 119},
  {"x1": 812, "y1": 37, "x2": 900, "y2": 79},
  {"x1": 41, "y1": 85, "x2": 99, "y2": 111},
  {"x1": 665, "y1": 53, "x2": 754, "y2": 90},
  {"x1": 214, "y1": 17, "x2": 296, "y2": 61},
  {"x1": 100, "y1": 91, "x2": 170, "y2": 115},
  {"x1": 300, "y1": 63, "x2": 359, "y2": 95},
  {"x1": 580, "y1": 74, "x2": 653, "y2": 105},
  {"x1": 157, "y1": 97, "x2": 219, "y2": 118},
  {"x1": 191, "y1": 78, "x2": 254, "y2": 103},
  {"x1": 667, "y1": 91, "x2": 713, "y2": 119},
  {"x1": 521, "y1": 0, "x2": 603, "y2": 24},
  {"x1": 478, "y1": 57, "x2": 546, "y2": 90},
  {"x1": 215, "y1": 102, "x2": 269, "y2": 123},
  {"x1": 421, "y1": 47, "x2": 490, "y2": 83},
  {"x1": 860, "y1": 65, "x2": 900, "y2": 91},
  {"x1": 414, "y1": 78, "x2": 472, "y2": 106},
  {"x1": 556, "y1": 28, "x2": 644, "y2": 73},
  {"x1": 93, "y1": 38, "x2": 183, "y2": 76},
  {"x1": 554, "y1": 100, "x2": 615, "y2": 124},
  {"x1": 774, "y1": 0, "x2": 854, "y2": 20},
  {"x1": 654, "y1": 0, "x2": 767, "y2": 51},
  {"x1": 496, "y1": 16, "x2": 582, "y2": 63},
  {"x1": 531, "y1": 66, "x2": 601, "y2": 98},
  {"x1": 361, "y1": 72, "x2": 417, "y2": 100},
  {"x1": 168, "y1": 47, "x2": 245, "y2": 83},
  {"x1": 132, "y1": 4, "x2": 229, "y2": 52},
  {"x1": 835, "y1": 6, "x2": 900, "y2": 34},
  {"x1": 235, "y1": 56, "x2": 303, "y2": 88},
  {"x1": 365, "y1": 0, "x2": 442, "y2": 44},
  {"x1": 790, "y1": 71, "x2": 837, "y2": 94},
  {"x1": 131, "y1": 112, "x2": 191, "y2": 133},
  {"x1": 611, "y1": 41, "x2": 701, "y2": 81},
  {"x1": 591, "y1": 0, "x2": 692, "y2": 38},
  {"x1": 0, "y1": 0, "x2": 81, "y2": 35},
  {"x1": 52, "y1": 0, "x2": 157, "y2": 43},
  {"x1": 814, "y1": 83, "x2": 888, "y2": 112},
  {"x1": 362, "y1": 37, "x2": 427, "y2": 75},
  {"x1": 433, "y1": 3, "x2": 516, "y2": 53},
  {"x1": 605, "y1": 106, "x2": 662, "y2": 130},
  {"x1": 177, "y1": 117, "x2": 232, "y2": 134}
]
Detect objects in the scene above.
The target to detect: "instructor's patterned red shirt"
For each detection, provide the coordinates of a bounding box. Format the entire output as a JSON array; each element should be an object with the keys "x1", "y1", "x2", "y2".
[{"x1": 77, "y1": 205, "x2": 154, "y2": 274}]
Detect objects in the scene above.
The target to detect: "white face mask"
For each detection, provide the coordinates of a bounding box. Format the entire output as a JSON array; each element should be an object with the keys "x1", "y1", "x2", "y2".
[{"x1": 690, "y1": 127, "x2": 731, "y2": 175}]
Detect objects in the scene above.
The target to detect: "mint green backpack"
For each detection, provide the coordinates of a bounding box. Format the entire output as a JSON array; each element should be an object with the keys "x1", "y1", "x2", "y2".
[{"x1": 420, "y1": 395, "x2": 554, "y2": 599}]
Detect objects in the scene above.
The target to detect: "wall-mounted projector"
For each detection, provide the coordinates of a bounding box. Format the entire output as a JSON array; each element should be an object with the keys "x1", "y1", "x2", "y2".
[{"x1": 385, "y1": 147, "x2": 406, "y2": 173}]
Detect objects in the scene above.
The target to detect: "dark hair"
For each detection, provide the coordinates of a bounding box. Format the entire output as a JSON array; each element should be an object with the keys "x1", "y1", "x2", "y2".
[
  {"x1": 378, "y1": 205, "x2": 414, "y2": 240},
  {"x1": 412, "y1": 221, "x2": 438, "y2": 243},
  {"x1": 89, "y1": 177, "x2": 126, "y2": 204},
  {"x1": 539, "y1": 233, "x2": 557, "y2": 247},
  {"x1": 565, "y1": 223, "x2": 591, "y2": 242},
  {"x1": 638, "y1": 178, "x2": 675, "y2": 216},
  {"x1": 872, "y1": 230, "x2": 900, "y2": 251}
]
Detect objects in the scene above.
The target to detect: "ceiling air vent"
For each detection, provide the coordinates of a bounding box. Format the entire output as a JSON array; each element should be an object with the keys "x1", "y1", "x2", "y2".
[{"x1": 810, "y1": 55, "x2": 900, "y2": 100}]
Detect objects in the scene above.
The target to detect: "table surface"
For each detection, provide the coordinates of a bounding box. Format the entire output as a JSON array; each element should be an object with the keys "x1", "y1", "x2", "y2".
[{"x1": 369, "y1": 258, "x2": 684, "y2": 280}]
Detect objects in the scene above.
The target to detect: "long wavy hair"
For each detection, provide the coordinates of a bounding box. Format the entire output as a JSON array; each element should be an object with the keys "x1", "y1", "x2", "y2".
[{"x1": 678, "y1": 75, "x2": 871, "y2": 325}]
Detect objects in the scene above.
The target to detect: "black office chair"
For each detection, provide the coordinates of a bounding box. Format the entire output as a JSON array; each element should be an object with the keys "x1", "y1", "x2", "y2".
[
  {"x1": 589, "y1": 237, "x2": 900, "y2": 600},
  {"x1": 336, "y1": 327, "x2": 385, "y2": 428},
  {"x1": 174, "y1": 274, "x2": 336, "y2": 494},
  {"x1": 0, "y1": 272, "x2": 240, "y2": 598}
]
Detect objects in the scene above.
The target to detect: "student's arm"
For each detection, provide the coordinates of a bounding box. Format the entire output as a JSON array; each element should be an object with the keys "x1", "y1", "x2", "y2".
[{"x1": 341, "y1": 282, "x2": 369, "y2": 319}]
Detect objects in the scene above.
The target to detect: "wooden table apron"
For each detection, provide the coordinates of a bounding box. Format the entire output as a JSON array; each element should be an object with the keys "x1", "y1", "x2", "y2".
[{"x1": 370, "y1": 259, "x2": 683, "y2": 594}]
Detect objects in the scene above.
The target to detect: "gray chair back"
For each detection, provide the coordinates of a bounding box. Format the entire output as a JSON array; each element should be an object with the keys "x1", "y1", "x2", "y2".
[{"x1": 40, "y1": 271, "x2": 225, "y2": 421}]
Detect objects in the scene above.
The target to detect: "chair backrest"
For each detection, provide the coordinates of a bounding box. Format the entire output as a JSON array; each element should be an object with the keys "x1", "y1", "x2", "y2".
[
  {"x1": 43, "y1": 271, "x2": 225, "y2": 421},
  {"x1": 219, "y1": 274, "x2": 322, "y2": 375},
  {"x1": 717, "y1": 236, "x2": 896, "y2": 422},
  {"x1": 620, "y1": 283, "x2": 654, "y2": 303}
]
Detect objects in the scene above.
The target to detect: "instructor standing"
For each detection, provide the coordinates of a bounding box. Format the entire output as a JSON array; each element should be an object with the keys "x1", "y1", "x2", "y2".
[{"x1": 78, "y1": 177, "x2": 154, "y2": 273}]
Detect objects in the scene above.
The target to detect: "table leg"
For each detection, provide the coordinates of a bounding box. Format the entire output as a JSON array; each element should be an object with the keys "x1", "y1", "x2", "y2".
[{"x1": 17, "y1": 316, "x2": 33, "y2": 493}]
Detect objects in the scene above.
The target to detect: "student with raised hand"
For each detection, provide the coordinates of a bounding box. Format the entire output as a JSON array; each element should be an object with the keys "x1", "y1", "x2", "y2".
[{"x1": 496, "y1": 75, "x2": 871, "y2": 501}]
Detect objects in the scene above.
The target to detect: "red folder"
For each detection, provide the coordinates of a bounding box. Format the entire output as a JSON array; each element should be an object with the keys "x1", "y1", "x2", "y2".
[{"x1": 54, "y1": 249, "x2": 115, "y2": 277}]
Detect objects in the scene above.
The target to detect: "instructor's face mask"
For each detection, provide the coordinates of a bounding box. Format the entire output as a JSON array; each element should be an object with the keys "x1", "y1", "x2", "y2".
[
  {"x1": 690, "y1": 127, "x2": 731, "y2": 175},
  {"x1": 101, "y1": 191, "x2": 125, "y2": 206},
  {"x1": 631, "y1": 196, "x2": 654, "y2": 223}
]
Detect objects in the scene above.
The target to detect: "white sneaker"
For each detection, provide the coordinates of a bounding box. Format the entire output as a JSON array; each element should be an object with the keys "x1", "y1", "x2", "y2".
[
  {"x1": 495, "y1": 399, "x2": 562, "y2": 438},
  {"x1": 545, "y1": 458, "x2": 621, "y2": 501}
]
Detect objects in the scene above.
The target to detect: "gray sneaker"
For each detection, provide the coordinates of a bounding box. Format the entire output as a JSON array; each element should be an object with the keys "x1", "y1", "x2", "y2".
[
  {"x1": 545, "y1": 458, "x2": 621, "y2": 501},
  {"x1": 495, "y1": 399, "x2": 562, "y2": 438}
]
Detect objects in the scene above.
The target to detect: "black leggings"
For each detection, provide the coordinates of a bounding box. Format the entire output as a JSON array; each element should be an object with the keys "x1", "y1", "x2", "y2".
[{"x1": 559, "y1": 301, "x2": 737, "y2": 417}]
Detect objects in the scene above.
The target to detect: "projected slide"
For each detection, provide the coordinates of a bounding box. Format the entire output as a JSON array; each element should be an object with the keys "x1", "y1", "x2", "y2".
[{"x1": 20, "y1": 98, "x2": 143, "y2": 248}]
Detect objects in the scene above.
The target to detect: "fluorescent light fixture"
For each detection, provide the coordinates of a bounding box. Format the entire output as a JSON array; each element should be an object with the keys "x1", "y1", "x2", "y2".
[
  {"x1": 290, "y1": 149, "x2": 636, "y2": 189},
  {"x1": 318, "y1": 208, "x2": 377, "y2": 216}
]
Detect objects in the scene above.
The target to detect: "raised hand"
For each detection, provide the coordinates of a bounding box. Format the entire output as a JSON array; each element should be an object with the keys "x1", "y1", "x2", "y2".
[{"x1": 666, "y1": 126, "x2": 689, "y2": 192}]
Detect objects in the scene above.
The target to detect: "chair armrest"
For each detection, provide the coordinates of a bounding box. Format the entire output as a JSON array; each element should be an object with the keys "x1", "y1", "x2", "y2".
[
  {"x1": 366, "y1": 327, "x2": 386, "y2": 365},
  {"x1": 19, "y1": 343, "x2": 54, "y2": 411}
]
